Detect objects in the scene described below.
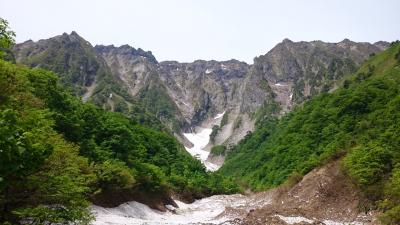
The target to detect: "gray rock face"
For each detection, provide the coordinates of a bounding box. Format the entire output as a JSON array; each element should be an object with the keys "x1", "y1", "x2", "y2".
[
  {"x1": 242, "y1": 39, "x2": 388, "y2": 114},
  {"x1": 95, "y1": 44, "x2": 159, "y2": 97},
  {"x1": 158, "y1": 60, "x2": 250, "y2": 126},
  {"x1": 13, "y1": 33, "x2": 389, "y2": 163}
]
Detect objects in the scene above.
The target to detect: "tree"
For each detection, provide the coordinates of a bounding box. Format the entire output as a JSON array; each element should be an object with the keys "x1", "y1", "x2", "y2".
[{"x1": 0, "y1": 17, "x2": 16, "y2": 60}]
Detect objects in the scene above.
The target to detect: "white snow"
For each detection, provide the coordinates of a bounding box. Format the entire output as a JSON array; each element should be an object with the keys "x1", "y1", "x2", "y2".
[
  {"x1": 289, "y1": 93, "x2": 293, "y2": 100},
  {"x1": 205, "y1": 69, "x2": 212, "y2": 74},
  {"x1": 92, "y1": 194, "x2": 250, "y2": 225},
  {"x1": 273, "y1": 215, "x2": 364, "y2": 225},
  {"x1": 274, "y1": 82, "x2": 287, "y2": 87},
  {"x1": 181, "y1": 101, "x2": 190, "y2": 107},
  {"x1": 213, "y1": 111, "x2": 226, "y2": 120},
  {"x1": 323, "y1": 220, "x2": 364, "y2": 225},
  {"x1": 182, "y1": 111, "x2": 227, "y2": 171},
  {"x1": 183, "y1": 127, "x2": 219, "y2": 171},
  {"x1": 275, "y1": 215, "x2": 313, "y2": 224},
  {"x1": 183, "y1": 128, "x2": 212, "y2": 161},
  {"x1": 92, "y1": 197, "x2": 363, "y2": 225}
]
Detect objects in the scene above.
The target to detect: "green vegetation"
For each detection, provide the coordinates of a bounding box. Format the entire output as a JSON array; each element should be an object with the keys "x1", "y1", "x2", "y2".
[
  {"x1": 13, "y1": 30, "x2": 134, "y2": 114},
  {"x1": 233, "y1": 116, "x2": 242, "y2": 130},
  {"x1": 0, "y1": 20, "x2": 239, "y2": 224},
  {"x1": 219, "y1": 43, "x2": 400, "y2": 224},
  {"x1": 138, "y1": 76, "x2": 183, "y2": 133},
  {"x1": 0, "y1": 18, "x2": 15, "y2": 61},
  {"x1": 210, "y1": 145, "x2": 227, "y2": 156},
  {"x1": 209, "y1": 125, "x2": 220, "y2": 143},
  {"x1": 210, "y1": 112, "x2": 229, "y2": 143},
  {"x1": 220, "y1": 112, "x2": 229, "y2": 128}
]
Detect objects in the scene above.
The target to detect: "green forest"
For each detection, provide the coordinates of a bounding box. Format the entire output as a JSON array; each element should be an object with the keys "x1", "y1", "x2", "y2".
[
  {"x1": 219, "y1": 42, "x2": 400, "y2": 223},
  {"x1": 0, "y1": 19, "x2": 239, "y2": 224}
]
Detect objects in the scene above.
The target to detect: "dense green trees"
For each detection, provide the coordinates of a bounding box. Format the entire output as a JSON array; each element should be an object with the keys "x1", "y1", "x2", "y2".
[{"x1": 219, "y1": 43, "x2": 400, "y2": 224}]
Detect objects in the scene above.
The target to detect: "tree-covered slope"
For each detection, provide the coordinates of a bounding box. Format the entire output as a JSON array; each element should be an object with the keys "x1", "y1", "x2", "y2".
[
  {"x1": 219, "y1": 42, "x2": 400, "y2": 223},
  {"x1": 0, "y1": 25, "x2": 239, "y2": 224}
]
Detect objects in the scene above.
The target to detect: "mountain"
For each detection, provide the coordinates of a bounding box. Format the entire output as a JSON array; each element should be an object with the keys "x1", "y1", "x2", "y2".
[
  {"x1": 219, "y1": 42, "x2": 400, "y2": 223},
  {"x1": 12, "y1": 32, "x2": 135, "y2": 113},
  {"x1": 12, "y1": 32, "x2": 389, "y2": 167},
  {"x1": 242, "y1": 39, "x2": 389, "y2": 116}
]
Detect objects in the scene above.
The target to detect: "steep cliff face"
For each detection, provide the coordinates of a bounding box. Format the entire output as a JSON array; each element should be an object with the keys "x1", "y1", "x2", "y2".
[
  {"x1": 94, "y1": 44, "x2": 157, "y2": 97},
  {"x1": 158, "y1": 60, "x2": 249, "y2": 125},
  {"x1": 94, "y1": 44, "x2": 190, "y2": 133},
  {"x1": 242, "y1": 39, "x2": 389, "y2": 116},
  {"x1": 13, "y1": 33, "x2": 389, "y2": 167}
]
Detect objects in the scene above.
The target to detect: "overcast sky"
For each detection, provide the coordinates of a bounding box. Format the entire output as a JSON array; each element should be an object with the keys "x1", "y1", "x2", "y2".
[{"x1": 1, "y1": 0, "x2": 399, "y2": 63}]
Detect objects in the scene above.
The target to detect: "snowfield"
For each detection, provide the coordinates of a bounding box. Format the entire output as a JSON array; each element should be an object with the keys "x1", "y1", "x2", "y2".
[
  {"x1": 92, "y1": 194, "x2": 249, "y2": 225},
  {"x1": 182, "y1": 111, "x2": 226, "y2": 171}
]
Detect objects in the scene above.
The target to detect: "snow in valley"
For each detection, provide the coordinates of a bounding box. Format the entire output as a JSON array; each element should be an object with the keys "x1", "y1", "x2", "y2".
[
  {"x1": 91, "y1": 193, "x2": 270, "y2": 225},
  {"x1": 182, "y1": 111, "x2": 226, "y2": 171}
]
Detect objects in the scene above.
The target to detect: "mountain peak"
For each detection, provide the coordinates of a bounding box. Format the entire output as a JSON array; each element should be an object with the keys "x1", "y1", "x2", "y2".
[
  {"x1": 70, "y1": 31, "x2": 80, "y2": 37},
  {"x1": 95, "y1": 44, "x2": 158, "y2": 64},
  {"x1": 282, "y1": 38, "x2": 293, "y2": 44},
  {"x1": 339, "y1": 38, "x2": 354, "y2": 44}
]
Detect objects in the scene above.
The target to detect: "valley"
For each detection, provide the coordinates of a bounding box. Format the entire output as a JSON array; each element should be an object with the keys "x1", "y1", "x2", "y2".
[
  {"x1": 12, "y1": 32, "x2": 388, "y2": 169},
  {"x1": 1, "y1": 11, "x2": 399, "y2": 225}
]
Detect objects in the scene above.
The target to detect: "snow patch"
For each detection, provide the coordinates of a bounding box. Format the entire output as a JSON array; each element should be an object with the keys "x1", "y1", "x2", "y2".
[
  {"x1": 183, "y1": 128, "x2": 219, "y2": 171},
  {"x1": 323, "y1": 220, "x2": 364, "y2": 225},
  {"x1": 92, "y1": 194, "x2": 249, "y2": 225},
  {"x1": 214, "y1": 111, "x2": 226, "y2": 120},
  {"x1": 205, "y1": 69, "x2": 212, "y2": 74},
  {"x1": 274, "y1": 82, "x2": 287, "y2": 87},
  {"x1": 275, "y1": 215, "x2": 313, "y2": 224},
  {"x1": 273, "y1": 215, "x2": 364, "y2": 225}
]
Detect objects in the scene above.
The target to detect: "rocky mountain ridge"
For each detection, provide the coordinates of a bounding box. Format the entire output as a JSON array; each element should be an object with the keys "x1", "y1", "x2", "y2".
[{"x1": 12, "y1": 32, "x2": 389, "y2": 166}]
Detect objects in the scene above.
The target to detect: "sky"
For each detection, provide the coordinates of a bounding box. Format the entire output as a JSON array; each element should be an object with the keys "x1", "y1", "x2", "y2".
[{"x1": 1, "y1": 0, "x2": 399, "y2": 63}]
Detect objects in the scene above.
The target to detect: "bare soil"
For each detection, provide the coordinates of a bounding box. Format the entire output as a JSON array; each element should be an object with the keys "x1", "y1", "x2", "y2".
[{"x1": 236, "y1": 160, "x2": 381, "y2": 225}]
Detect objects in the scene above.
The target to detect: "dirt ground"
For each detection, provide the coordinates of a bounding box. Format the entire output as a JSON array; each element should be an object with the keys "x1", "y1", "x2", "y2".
[{"x1": 232, "y1": 160, "x2": 381, "y2": 225}]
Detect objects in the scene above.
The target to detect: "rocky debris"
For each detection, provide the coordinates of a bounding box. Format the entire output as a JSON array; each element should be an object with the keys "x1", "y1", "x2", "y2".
[{"x1": 238, "y1": 160, "x2": 380, "y2": 225}]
